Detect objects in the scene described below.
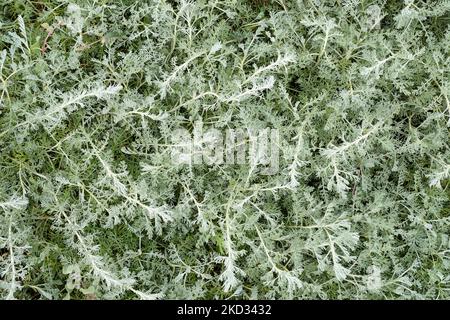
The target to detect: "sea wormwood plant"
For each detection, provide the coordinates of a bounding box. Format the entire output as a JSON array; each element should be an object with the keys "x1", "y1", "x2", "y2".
[{"x1": 0, "y1": 0, "x2": 449, "y2": 299}]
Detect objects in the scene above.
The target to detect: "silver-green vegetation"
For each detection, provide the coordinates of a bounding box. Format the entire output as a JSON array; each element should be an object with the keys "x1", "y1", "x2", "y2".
[{"x1": 0, "y1": 0, "x2": 449, "y2": 300}]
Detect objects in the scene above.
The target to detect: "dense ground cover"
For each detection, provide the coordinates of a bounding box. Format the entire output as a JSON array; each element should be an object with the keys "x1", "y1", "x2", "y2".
[{"x1": 0, "y1": 0, "x2": 449, "y2": 299}]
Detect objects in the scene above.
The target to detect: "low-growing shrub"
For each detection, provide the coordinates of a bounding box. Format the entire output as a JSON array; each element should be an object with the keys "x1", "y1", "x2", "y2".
[{"x1": 0, "y1": 0, "x2": 449, "y2": 299}]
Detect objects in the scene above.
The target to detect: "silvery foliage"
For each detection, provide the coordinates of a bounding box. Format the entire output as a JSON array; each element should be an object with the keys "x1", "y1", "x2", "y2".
[{"x1": 0, "y1": 0, "x2": 449, "y2": 299}]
